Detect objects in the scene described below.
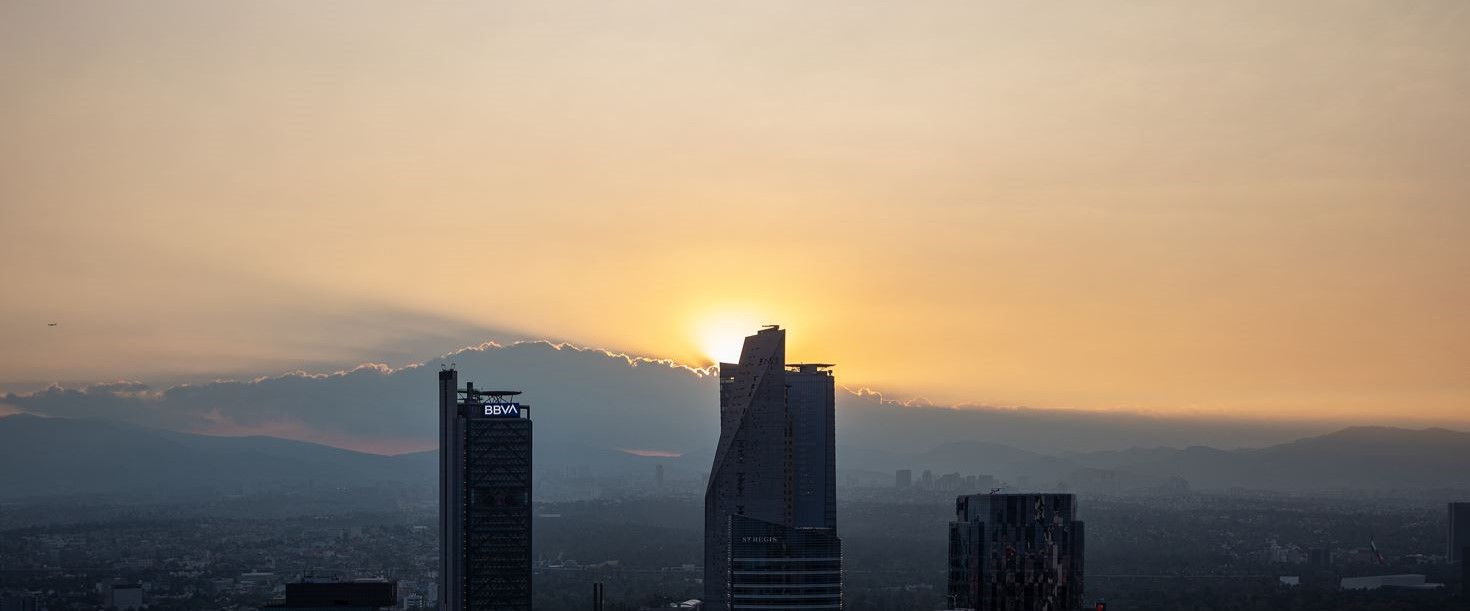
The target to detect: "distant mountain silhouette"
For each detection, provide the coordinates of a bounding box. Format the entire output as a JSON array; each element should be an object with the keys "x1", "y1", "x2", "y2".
[
  {"x1": 3, "y1": 415, "x2": 1465, "y2": 501},
  {"x1": 1095, "y1": 426, "x2": 1470, "y2": 490},
  {"x1": 829, "y1": 427, "x2": 1470, "y2": 493},
  {"x1": 838, "y1": 441, "x2": 1046, "y2": 478},
  {"x1": 0, "y1": 414, "x2": 430, "y2": 500},
  {"x1": 0, "y1": 340, "x2": 1335, "y2": 463}
]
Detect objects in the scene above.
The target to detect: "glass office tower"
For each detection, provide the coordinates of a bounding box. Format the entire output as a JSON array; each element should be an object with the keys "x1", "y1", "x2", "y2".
[
  {"x1": 705, "y1": 326, "x2": 842, "y2": 611},
  {"x1": 948, "y1": 493, "x2": 1084, "y2": 611},
  {"x1": 1450, "y1": 502, "x2": 1470, "y2": 564},
  {"x1": 439, "y1": 368, "x2": 532, "y2": 611}
]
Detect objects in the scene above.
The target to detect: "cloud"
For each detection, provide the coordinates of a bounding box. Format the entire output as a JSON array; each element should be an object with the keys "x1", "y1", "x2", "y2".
[
  {"x1": 0, "y1": 340, "x2": 718, "y2": 456},
  {"x1": 2, "y1": 337, "x2": 1351, "y2": 458}
]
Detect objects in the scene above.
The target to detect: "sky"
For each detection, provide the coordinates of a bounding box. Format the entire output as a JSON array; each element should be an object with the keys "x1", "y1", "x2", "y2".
[{"x1": 2, "y1": 1, "x2": 1468, "y2": 427}]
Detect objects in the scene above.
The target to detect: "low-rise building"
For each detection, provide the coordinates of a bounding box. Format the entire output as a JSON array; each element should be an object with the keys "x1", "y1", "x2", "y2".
[{"x1": 1340, "y1": 574, "x2": 1443, "y2": 590}]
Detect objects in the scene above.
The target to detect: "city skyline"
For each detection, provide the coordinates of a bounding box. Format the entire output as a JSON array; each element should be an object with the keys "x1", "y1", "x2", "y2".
[
  {"x1": 0, "y1": 325, "x2": 1465, "y2": 611},
  {"x1": 2, "y1": 2, "x2": 1468, "y2": 610}
]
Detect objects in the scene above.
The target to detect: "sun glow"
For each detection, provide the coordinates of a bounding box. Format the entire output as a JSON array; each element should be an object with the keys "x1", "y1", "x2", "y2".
[{"x1": 694, "y1": 312, "x2": 762, "y2": 364}]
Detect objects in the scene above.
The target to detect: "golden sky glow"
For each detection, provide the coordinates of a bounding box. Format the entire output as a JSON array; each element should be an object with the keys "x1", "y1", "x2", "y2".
[
  {"x1": 2, "y1": 1, "x2": 1468, "y2": 425},
  {"x1": 694, "y1": 312, "x2": 767, "y2": 365}
]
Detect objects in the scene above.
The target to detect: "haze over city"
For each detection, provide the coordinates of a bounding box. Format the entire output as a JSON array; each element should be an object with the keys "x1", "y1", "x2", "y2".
[{"x1": 2, "y1": 2, "x2": 1469, "y2": 611}]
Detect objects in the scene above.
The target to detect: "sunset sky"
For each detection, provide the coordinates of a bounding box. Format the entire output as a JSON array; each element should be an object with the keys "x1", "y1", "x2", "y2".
[{"x1": 2, "y1": 1, "x2": 1468, "y2": 426}]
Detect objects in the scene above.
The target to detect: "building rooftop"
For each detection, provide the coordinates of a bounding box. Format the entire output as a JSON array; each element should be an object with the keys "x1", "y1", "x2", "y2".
[{"x1": 786, "y1": 363, "x2": 835, "y2": 374}]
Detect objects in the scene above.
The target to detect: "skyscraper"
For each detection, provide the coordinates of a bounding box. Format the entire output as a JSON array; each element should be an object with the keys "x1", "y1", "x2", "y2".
[
  {"x1": 948, "y1": 493, "x2": 1084, "y2": 611},
  {"x1": 786, "y1": 362, "x2": 837, "y2": 531},
  {"x1": 1450, "y1": 502, "x2": 1470, "y2": 564},
  {"x1": 439, "y1": 368, "x2": 533, "y2": 611},
  {"x1": 896, "y1": 469, "x2": 913, "y2": 489},
  {"x1": 704, "y1": 326, "x2": 842, "y2": 611},
  {"x1": 1462, "y1": 547, "x2": 1469, "y2": 596},
  {"x1": 729, "y1": 514, "x2": 843, "y2": 611}
]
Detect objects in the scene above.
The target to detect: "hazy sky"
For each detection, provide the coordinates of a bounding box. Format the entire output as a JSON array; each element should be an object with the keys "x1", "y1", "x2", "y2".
[{"x1": 2, "y1": 1, "x2": 1468, "y2": 426}]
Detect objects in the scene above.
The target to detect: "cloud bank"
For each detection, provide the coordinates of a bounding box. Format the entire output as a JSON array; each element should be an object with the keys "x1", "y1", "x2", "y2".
[{"x1": 1, "y1": 339, "x2": 1353, "y2": 460}]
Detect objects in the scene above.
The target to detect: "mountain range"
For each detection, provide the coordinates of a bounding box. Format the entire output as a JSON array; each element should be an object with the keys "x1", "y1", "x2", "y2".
[
  {"x1": 0, "y1": 340, "x2": 1357, "y2": 462},
  {"x1": 3, "y1": 339, "x2": 1467, "y2": 500},
  {"x1": 0, "y1": 414, "x2": 431, "y2": 500},
  {"x1": 3, "y1": 413, "x2": 1466, "y2": 501},
  {"x1": 834, "y1": 426, "x2": 1470, "y2": 492}
]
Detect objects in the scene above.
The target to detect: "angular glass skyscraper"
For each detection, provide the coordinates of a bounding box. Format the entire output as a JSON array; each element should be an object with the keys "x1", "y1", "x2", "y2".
[
  {"x1": 439, "y1": 368, "x2": 532, "y2": 611},
  {"x1": 948, "y1": 493, "x2": 1084, "y2": 611},
  {"x1": 704, "y1": 326, "x2": 841, "y2": 611}
]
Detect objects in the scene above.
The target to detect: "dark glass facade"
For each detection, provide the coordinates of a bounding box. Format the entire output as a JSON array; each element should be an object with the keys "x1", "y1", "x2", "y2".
[
  {"x1": 1450, "y1": 502, "x2": 1470, "y2": 564},
  {"x1": 729, "y1": 514, "x2": 843, "y2": 611},
  {"x1": 268, "y1": 580, "x2": 396, "y2": 610},
  {"x1": 948, "y1": 493, "x2": 1084, "y2": 611},
  {"x1": 440, "y1": 369, "x2": 532, "y2": 611},
  {"x1": 705, "y1": 327, "x2": 842, "y2": 611},
  {"x1": 786, "y1": 365, "x2": 837, "y2": 531}
]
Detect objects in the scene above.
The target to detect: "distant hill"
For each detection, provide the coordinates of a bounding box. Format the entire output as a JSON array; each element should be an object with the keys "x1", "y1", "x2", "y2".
[
  {"x1": 3, "y1": 414, "x2": 1466, "y2": 501},
  {"x1": 1096, "y1": 426, "x2": 1470, "y2": 491},
  {"x1": 0, "y1": 341, "x2": 1332, "y2": 463},
  {"x1": 839, "y1": 441, "x2": 1049, "y2": 478},
  {"x1": 0, "y1": 414, "x2": 431, "y2": 500},
  {"x1": 833, "y1": 427, "x2": 1470, "y2": 494}
]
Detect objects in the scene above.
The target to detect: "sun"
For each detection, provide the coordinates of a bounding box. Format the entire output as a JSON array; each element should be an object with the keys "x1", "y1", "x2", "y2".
[{"x1": 694, "y1": 312, "x2": 761, "y2": 364}]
